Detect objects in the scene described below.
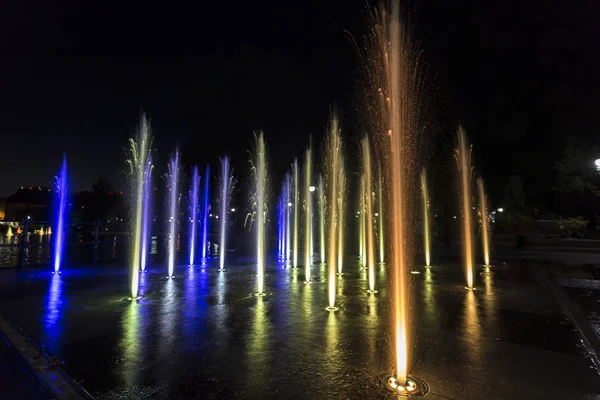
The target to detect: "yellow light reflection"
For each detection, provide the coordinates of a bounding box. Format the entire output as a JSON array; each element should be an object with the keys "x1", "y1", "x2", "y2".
[
  {"x1": 463, "y1": 291, "x2": 481, "y2": 361},
  {"x1": 121, "y1": 302, "x2": 140, "y2": 388},
  {"x1": 325, "y1": 311, "x2": 339, "y2": 373},
  {"x1": 247, "y1": 298, "x2": 270, "y2": 391}
]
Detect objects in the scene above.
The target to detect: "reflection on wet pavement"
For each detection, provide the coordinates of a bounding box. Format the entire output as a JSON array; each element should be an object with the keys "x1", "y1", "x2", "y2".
[{"x1": 0, "y1": 257, "x2": 598, "y2": 399}]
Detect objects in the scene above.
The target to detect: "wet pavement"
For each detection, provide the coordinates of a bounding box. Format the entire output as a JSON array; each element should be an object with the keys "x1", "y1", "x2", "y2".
[
  {"x1": 0, "y1": 330, "x2": 51, "y2": 399},
  {"x1": 0, "y1": 256, "x2": 599, "y2": 399}
]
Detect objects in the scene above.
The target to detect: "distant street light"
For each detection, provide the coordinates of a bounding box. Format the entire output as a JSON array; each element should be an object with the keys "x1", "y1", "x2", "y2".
[
  {"x1": 309, "y1": 186, "x2": 316, "y2": 192},
  {"x1": 595, "y1": 159, "x2": 600, "y2": 172},
  {"x1": 497, "y1": 208, "x2": 504, "y2": 213}
]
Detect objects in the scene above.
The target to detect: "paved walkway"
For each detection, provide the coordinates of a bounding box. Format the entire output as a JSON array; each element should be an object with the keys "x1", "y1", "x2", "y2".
[{"x1": 0, "y1": 332, "x2": 51, "y2": 400}]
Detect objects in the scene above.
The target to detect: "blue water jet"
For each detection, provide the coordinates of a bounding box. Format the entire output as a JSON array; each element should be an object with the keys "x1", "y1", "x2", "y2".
[
  {"x1": 188, "y1": 165, "x2": 201, "y2": 266},
  {"x1": 53, "y1": 154, "x2": 68, "y2": 273},
  {"x1": 201, "y1": 165, "x2": 210, "y2": 261}
]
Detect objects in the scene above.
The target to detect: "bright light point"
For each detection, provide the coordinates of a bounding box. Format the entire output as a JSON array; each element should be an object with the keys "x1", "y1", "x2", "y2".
[
  {"x1": 287, "y1": 202, "x2": 292, "y2": 207},
  {"x1": 388, "y1": 378, "x2": 398, "y2": 390},
  {"x1": 325, "y1": 305, "x2": 339, "y2": 312},
  {"x1": 215, "y1": 215, "x2": 219, "y2": 219},
  {"x1": 374, "y1": 212, "x2": 379, "y2": 216},
  {"x1": 209, "y1": 213, "x2": 213, "y2": 217},
  {"x1": 410, "y1": 271, "x2": 421, "y2": 274},
  {"x1": 231, "y1": 208, "x2": 236, "y2": 212},
  {"x1": 595, "y1": 159, "x2": 600, "y2": 168},
  {"x1": 453, "y1": 215, "x2": 457, "y2": 219},
  {"x1": 384, "y1": 376, "x2": 427, "y2": 396},
  {"x1": 497, "y1": 207, "x2": 504, "y2": 212},
  {"x1": 309, "y1": 186, "x2": 316, "y2": 192}
]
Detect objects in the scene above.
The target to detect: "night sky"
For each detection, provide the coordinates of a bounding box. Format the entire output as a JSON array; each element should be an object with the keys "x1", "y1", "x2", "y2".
[{"x1": 1, "y1": 0, "x2": 598, "y2": 209}]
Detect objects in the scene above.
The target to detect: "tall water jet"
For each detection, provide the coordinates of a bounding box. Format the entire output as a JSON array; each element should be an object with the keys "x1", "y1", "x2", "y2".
[
  {"x1": 292, "y1": 159, "x2": 299, "y2": 269},
  {"x1": 126, "y1": 114, "x2": 153, "y2": 299},
  {"x1": 359, "y1": 178, "x2": 365, "y2": 266},
  {"x1": 140, "y1": 154, "x2": 153, "y2": 272},
  {"x1": 201, "y1": 165, "x2": 210, "y2": 261},
  {"x1": 247, "y1": 132, "x2": 268, "y2": 295},
  {"x1": 362, "y1": 136, "x2": 376, "y2": 293},
  {"x1": 366, "y1": 1, "x2": 428, "y2": 392},
  {"x1": 377, "y1": 166, "x2": 385, "y2": 263},
  {"x1": 277, "y1": 196, "x2": 284, "y2": 255},
  {"x1": 420, "y1": 169, "x2": 431, "y2": 268},
  {"x1": 166, "y1": 148, "x2": 181, "y2": 278},
  {"x1": 188, "y1": 166, "x2": 201, "y2": 266},
  {"x1": 326, "y1": 113, "x2": 342, "y2": 310},
  {"x1": 456, "y1": 127, "x2": 474, "y2": 290},
  {"x1": 285, "y1": 173, "x2": 291, "y2": 263},
  {"x1": 304, "y1": 147, "x2": 313, "y2": 282},
  {"x1": 218, "y1": 157, "x2": 235, "y2": 270},
  {"x1": 477, "y1": 178, "x2": 490, "y2": 267},
  {"x1": 337, "y1": 164, "x2": 346, "y2": 275},
  {"x1": 52, "y1": 154, "x2": 68, "y2": 274},
  {"x1": 319, "y1": 175, "x2": 326, "y2": 263}
]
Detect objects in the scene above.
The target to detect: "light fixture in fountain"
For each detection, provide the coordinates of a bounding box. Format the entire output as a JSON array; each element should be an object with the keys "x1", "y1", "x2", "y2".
[
  {"x1": 124, "y1": 295, "x2": 143, "y2": 302},
  {"x1": 384, "y1": 375, "x2": 429, "y2": 397},
  {"x1": 363, "y1": 288, "x2": 378, "y2": 295},
  {"x1": 324, "y1": 305, "x2": 339, "y2": 312},
  {"x1": 464, "y1": 286, "x2": 477, "y2": 291}
]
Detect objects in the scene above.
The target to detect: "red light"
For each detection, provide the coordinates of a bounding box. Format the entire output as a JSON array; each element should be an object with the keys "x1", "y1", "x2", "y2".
[{"x1": 119, "y1": 191, "x2": 123, "y2": 195}]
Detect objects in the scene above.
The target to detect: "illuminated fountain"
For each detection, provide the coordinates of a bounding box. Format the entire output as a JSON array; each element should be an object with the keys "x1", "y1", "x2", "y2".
[
  {"x1": 362, "y1": 136, "x2": 377, "y2": 293},
  {"x1": 248, "y1": 132, "x2": 268, "y2": 295},
  {"x1": 277, "y1": 195, "x2": 284, "y2": 256},
  {"x1": 201, "y1": 165, "x2": 210, "y2": 261},
  {"x1": 6, "y1": 226, "x2": 13, "y2": 237},
  {"x1": 304, "y1": 146, "x2": 313, "y2": 283},
  {"x1": 140, "y1": 154, "x2": 153, "y2": 272},
  {"x1": 420, "y1": 169, "x2": 431, "y2": 268},
  {"x1": 218, "y1": 157, "x2": 235, "y2": 271},
  {"x1": 53, "y1": 154, "x2": 68, "y2": 274},
  {"x1": 477, "y1": 178, "x2": 491, "y2": 268},
  {"x1": 126, "y1": 114, "x2": 153, "y2": 299},
  {"x1": 377, "y1": 166, "x2": 385, "y2": 263},
  {"x1": 285, "y1": 173, "x2": 291, "y2": 263},
  {"x1": 166, "y1": 148, "x2": 181, "y2": 278},
  {"x1": 292, "y1": 159, "x2": 299, "y2": 269},
  {"x1": 318, "y1": 174, "x2": 326, "y2": 263},
  {"x1": 367, "y1": 0, "x2": 428, "y2": 394},
  {"x1": 456, "y1": 127, "x2": 475, "y2": 290},
  {"x1": 359, "y1": 178, "x2": 365, "y2": 267},
  {"x1": 188, "y1": 165, "x2": 201, "y2": 266},
  {"x1": 326, "y1": 113, "x2": 343, "y2": 311},
  {"x1": 337, "y1": 164, "x2": 346, "y2": 276}
]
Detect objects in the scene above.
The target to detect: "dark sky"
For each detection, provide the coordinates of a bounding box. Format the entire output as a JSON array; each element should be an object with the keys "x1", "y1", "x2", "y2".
[{"x1": 0, "y1": 0, "x2": 598, "y2": 207}]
